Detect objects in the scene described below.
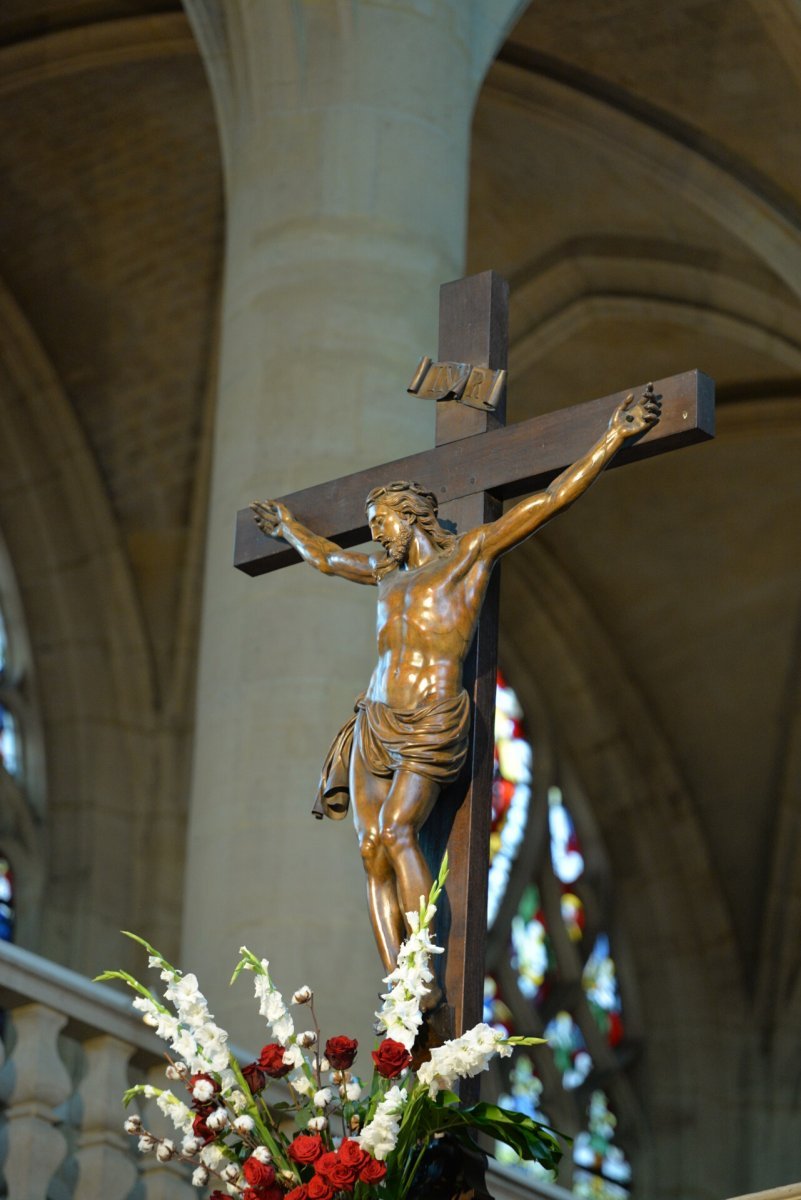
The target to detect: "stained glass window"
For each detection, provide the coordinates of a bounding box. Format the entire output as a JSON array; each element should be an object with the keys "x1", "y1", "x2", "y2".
[
  {"x1": 0, "y1": 855, "x2": 14, "y2": 942},
  {"x1": 0, "y1": 602, "x2": 22, "y2": 779},
  {"x1": 486, "y1": 671, "x2": 636, "y2": 1196}
]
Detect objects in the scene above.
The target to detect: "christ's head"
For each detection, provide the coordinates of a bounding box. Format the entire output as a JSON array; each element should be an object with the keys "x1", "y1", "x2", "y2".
[{"x1": 366, "y1": 480, "x2": 456, "y2": 573}]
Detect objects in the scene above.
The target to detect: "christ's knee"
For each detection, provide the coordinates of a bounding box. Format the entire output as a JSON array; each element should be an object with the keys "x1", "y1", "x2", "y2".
[
  {"x1": 359, "y1": 828, "x2": 382, "y2": 870},
  {"x1": 380, "y1": 821, "x2": 417, "y2": 862}
]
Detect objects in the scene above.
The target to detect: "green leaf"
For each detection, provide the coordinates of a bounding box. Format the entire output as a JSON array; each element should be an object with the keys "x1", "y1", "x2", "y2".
[
  {"x1": 414, "y1": 1100, "x2": 565, "y2": 1172},
  {"x1": 121, "y1": 931, "x2": 178, "y2": 976}
]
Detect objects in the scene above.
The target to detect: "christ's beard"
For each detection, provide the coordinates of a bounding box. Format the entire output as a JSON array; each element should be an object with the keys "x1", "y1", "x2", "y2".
[{"x1": 386, "y1": 525, "x2": 413, "y2": 564}]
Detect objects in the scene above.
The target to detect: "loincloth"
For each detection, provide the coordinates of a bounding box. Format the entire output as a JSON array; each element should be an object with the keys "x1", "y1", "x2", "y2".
[{"x1": 312, "y1": 691, "x2": 471, "y2": 820}]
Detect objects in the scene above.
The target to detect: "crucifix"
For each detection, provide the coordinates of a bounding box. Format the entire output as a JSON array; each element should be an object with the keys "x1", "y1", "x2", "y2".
[{"x1": 234, "y1": 270, "x2": 714, "y2": 1073}]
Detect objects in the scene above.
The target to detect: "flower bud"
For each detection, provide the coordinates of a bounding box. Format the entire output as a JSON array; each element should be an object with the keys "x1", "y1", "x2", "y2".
[
  {"x1": 252, "y1": 1147, "x2": 272, "y2": 1164},
  {"x1": 307, "y1": 1115, "x2": 328, "y2": 1132},
  {"x1": 165, "y1": 1064, "x2": 181, "y2": 1080},
  {"x1": 319, "y1": 1057, "x2": 330, "y2": 1073},
  {"x1": 182, "y1": 1135, "x2": 202, "y2": 1155},
  {"x1": 281, "y1": 1170, "x2": 296, "y2": 1182},
  {"x1": 223, "y1": 1164, "x2": 241, "y2": 1183},
  {"x1": 138, "y1": 1133, "x2": 157, "y2": 1153},
  {"x1": 349, "y1": 1114, "x2": 361, "y2": 1131},
  {"x1": 124, "y1": 1115, "x2": 142, "y2": 1134},
  {"x1": 233, "y1": 1115, "x2": 255, "y2": 1135},
  {"x1": 291, "y1": 986, "x2": 313, "y2": 1005},
  {"x1": 192, "y1": 1166, "x2": 210, "y2": 1187},
  {"x1": 156, "y1": 1139, "x2": 176, "y2": 1162},
  {"x1": 313, "y1": 1088, "x2": 332, "y2": 1109},
  {"x1": 296, "y1": 1030, "x2": 316, "y2": 1048}
]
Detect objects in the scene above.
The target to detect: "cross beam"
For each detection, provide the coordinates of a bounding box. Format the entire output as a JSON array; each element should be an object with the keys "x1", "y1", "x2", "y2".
[{"x1": 234, "y1": 370, "x2": 714, "y2": 576}]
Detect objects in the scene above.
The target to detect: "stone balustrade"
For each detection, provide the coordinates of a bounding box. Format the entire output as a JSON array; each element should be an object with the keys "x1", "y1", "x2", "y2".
[{"x1": 0, "y1": 940, "x2": 573, "y2": 1200}]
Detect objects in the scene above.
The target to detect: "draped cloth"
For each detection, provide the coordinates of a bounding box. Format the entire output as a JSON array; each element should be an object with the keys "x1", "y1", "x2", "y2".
[{"x1": 312, "y1": 690, "x2": 471, "y2": 820}]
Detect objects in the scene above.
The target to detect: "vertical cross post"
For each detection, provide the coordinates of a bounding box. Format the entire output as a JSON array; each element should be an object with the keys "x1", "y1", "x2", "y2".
[{"x1": 419, "y1": 272, "x2": 509, "y2": 1056}]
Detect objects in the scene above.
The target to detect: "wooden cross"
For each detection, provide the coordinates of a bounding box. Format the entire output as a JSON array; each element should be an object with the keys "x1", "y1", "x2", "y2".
[{"x1": 234, "y1": 270, "x2": 714, "y2": 1056}]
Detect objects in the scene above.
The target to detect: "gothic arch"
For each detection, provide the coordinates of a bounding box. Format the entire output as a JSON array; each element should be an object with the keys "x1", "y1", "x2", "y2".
[{"x1": 0, "y1": 273, "x2": 156, "y2": 971}]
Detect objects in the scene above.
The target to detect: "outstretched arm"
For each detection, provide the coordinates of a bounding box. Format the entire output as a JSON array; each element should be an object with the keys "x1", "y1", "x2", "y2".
[
  {"x1": 251, "y1": 500, "x2": 377, "y2": 585},
  {"x1": 480, "y1": 388, "x2": 661, "y2": 562}
]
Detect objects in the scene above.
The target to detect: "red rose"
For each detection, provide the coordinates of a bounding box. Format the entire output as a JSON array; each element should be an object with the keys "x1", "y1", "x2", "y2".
[
  {"x1": 314, "y1": 1151, "x2": 339, "y2": 1179},
  {"x1": 359, "y1": 1159, "x2": 387, "y2": 1184},
  {"x1": 191, "y1": 1112, "x2": 215, "y2": 1144},
  {"x1": 307, "y1": 1177, "x2": 334, "y2": 1200},
  {"x1": 288, "y1": 1134, "x2": 325, "y2": 1165},
  {"x1": 244, "y1": 1190, "x2": 282, "y2": 1200},
  {"x1": 371, "y1": 1038, "x2": 411, "y2": 1078},
  {"x1": 259, "y1": 1042, "x2": 291, "y2": 1078},
  {"x1": 210, "y1": 1193, "x2": 228, "y2": 1200},
  {"x1": 286, "y1": 1189, "x2": 308, "y2": 1200},
  {"x1": 327, "y1": 1162, "x2": 359, "y2": 1191},
  {"x1": 242, "y1": 1061, "x2": 267, "y2": 1094},
  {"x1": 244, "y1": 1157, "x2": 276, "y2": 1188},
  {"x1": 338, "y1": 1140, "x2": 369, "y2": 1170},
  {"x1": 325, "y1": 1036, "x2": 358, "y2": 1070}
]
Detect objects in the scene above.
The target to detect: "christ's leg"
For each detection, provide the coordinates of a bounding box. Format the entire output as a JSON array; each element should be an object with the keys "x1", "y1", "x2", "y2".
[
  {"x1": 350, "y1": 742, "x2": 404, "y2": 974},
  {"x1": 379, "y1": 770, "x2": 444, "y2": 1010}
]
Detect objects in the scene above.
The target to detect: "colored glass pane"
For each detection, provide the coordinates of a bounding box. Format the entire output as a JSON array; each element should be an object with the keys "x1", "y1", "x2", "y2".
[
  {"x1": 0, "y1": 702, "x2": 19, "y2": 777},
  {"x1": 487, "y1": 674, "x2": 532, "y2": 928},
  {"x1": 0, "y1": 855, "x2": 13, "y2": 942},
  {"x1": 511, "y1": 884, "x2": 554, "y2": 1002},
  {"x1": 573, "y1": 1091, "x2": 632, "y2": 1198},
  {"x1": 496, "y1": 1056, "x2": 558, "y2": 1184},
  {"x1": 583, "y1": 933, "x2": 625, "y2": 1047},
  {"x1": 0, "y1": 607, "x2": 7, "y2": 674},
  {"x1": 548, "y1": 786, "x2": 585, "y2": 884}
]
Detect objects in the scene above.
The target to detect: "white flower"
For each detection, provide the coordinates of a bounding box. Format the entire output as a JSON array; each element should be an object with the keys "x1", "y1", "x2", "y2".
[
  {"x1": 307, "y1": 1115, "x2": 328, "y2": 1132},
  {"x1": 156, "y1": 1140, "x2": 176, "y2": 1162},
  {"x1": 283, "y1": 1044, "x2": 304, "y2": 1069},
  {"x1": 358, "y1": 1085, "x2": 407, "y2": 1160},
  {"x1": 291, "y1": 986, "x2": 312, "y2": 1004},
  {"x1": 165, "y1": 1064, "x2": 181, "y2": 1081},
  {"x1": 227, "y1": 1089, "x2": 248, "y2": 1113},
  {"x1": 155, "y1": 1090, "x2": 194, "y2": 1134},
  {"x1": 124, "y1": 1115, "x2": 142, "y2": 1134},
  {"x1": 192, "y1": 1079, "x2": 216, "y2": 1104},
  {"x1": 223, "y1": 1164, "x2": 241, "y2": 1182},
  {"x1": 416, "y1": 1023, "x2": 510, "y2": 1098},
  {"x1": 138, "y1": 1134, "x2": 156, "y2": 1153},
  {"x1": 313, "y1": 1088, "x2": 333, "y2": 1109},
  {"x1": 252, "y1": 1146, "x2": 272, "y2": 1163},
  {"x1": 182, "y1": 1135, "x2": 202, "y2": 1155},
  {"x1": 292, "y1": 1075, "x2": 314, "y2": 1096},
  {"x1": 193, "y1": 1166, "x2": 210, "y2": 1187},
  {"x1": 200, "y1": 1143, "x2": 227, "y2": 1170},
  {"x1": 254, "y1": 975, "x2": 295, "y2": 1046},
  {"x1": 233, "y1": 1115, "x2": 255, "y2": 1134},
  {"x1": 345, "y1": 1080, "x2": 362, "y2": 1102},
  {"x1": 296, "y1": 1030, "x2": 316, "y2": 1047},
  {"x1": 374, "y1": 900, "x2": 444, "y2": 1050}
]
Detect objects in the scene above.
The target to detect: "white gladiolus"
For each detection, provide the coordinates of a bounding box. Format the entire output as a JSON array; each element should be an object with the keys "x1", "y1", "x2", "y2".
[
  {"x1": 155, "y1": 1090, "x2": 194, "y2": 1134},
  {"x1": 358, "y1": 1085, "x2": 408, "y2": 1161},
  {"x1": 253, "y1": 972, "x2": 295, "y2": 1046},
  {"x1": 416, "y1": 1022, "x2": 513, "y2": 1098},
  {"x1": 282, "y1": 1044, "x2": 304, "y2": 1069},
  {"x1": 375, "y1": 901, "x2": 444, "y2": 1051},
  {"x1": 292, "y1": 1075, "x2": 314, "y2": 1096},
  {"x1": 228, "y1": 1089, "x2": 248, "y2": 1113},
  {"x1": 200, "y1": 1143, "x2": 227, "y2": 1170}
]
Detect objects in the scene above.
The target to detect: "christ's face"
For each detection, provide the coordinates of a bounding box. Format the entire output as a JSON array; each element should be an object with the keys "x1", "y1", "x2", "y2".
[{"x1": 367, "y1": 501, "x2": 413, "y2": 564}]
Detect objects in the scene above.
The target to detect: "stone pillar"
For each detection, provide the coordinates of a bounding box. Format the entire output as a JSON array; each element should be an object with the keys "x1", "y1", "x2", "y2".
[
  {"x1": 75, "y1": 1035, "x2": 138, "y2": 1200},
  {"x1": 183, "y1": 0, "x2": 527, "y2": 1050}
]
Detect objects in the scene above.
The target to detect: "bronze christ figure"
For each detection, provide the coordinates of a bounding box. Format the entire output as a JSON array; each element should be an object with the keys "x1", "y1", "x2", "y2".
[{"x1": 252, "y1": 389, "x2": 659, "y2": 997}]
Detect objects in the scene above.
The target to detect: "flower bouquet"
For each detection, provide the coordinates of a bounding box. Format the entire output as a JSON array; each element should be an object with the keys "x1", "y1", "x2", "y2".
[{"x1": 99, "y1": 858, "x2": 562, "y2": 1200}]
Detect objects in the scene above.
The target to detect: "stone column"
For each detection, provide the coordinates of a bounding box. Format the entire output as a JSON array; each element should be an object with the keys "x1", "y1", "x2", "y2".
[{"x1": 183, "y1": 0, "x2": 527, "y2": 1050}]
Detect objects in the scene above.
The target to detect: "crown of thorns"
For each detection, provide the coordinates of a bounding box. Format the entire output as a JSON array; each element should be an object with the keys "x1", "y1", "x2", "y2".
[{"x1": 365, "y1": 480, "x2": 439, "y2": 515}]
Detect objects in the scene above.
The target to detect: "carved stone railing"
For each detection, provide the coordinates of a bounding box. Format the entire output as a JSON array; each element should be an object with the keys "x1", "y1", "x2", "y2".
[
  {"x1": 0, "y1": 940, "x2": 195, "y2": 1200},
  {"x1": 0, "y1": 940, "x2": 571, "y2": 1200}
]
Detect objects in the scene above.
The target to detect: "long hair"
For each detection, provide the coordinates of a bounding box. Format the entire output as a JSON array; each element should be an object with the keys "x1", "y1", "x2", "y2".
[{"x1": 366, "y1": 480, "x2": 456, "y2": 576}]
